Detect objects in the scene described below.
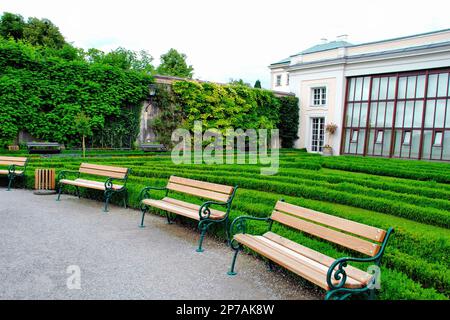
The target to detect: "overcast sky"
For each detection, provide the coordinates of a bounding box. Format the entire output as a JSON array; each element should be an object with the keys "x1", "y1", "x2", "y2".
[{"x1": 2, "y1": 0, "x2": 449, "y2": 88}]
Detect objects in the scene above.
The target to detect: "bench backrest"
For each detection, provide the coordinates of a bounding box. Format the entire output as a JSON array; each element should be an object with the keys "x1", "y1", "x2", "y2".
[
  {"x1": 79, "y1": 163, "x2": 129, "y2": 179},
  {"x1": 0, "y1": 156, "x2": 28, "y2": 167},
  {"x1": 271, "y1": 201, "x2": 387, "y2": 257},
  {"x1": 167, "y1": 176, "x2": 234, "y2": 202}
]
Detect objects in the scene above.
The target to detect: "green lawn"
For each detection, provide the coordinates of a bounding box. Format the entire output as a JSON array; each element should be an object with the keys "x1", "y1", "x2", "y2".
[{"x1": 2, "y1": 149, "x2": 449, "y2": 300}]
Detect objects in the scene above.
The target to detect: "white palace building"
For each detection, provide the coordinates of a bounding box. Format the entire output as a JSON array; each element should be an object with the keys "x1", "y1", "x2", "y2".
[{"x1": 270, "y1": 29, "x2": 450, "y2": 161}]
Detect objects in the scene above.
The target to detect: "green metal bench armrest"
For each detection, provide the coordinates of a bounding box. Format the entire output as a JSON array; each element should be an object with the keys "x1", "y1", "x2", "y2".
[
  {"x1": 104, "y1": 177, "x2": 127, "y2": 191},
  {"x1": 198, "y1": 185, "x2": 238, "y2": 221},
  {"x1": 326, "y1": 227, "x2": 394, "y2": 290},
  {"x1": 229, "y1": 215, "x2": 272, "y2": 237},
  {"x1": 198, "y1": 200, "x2": 227, "y2": 220},
  {"x1": 138, "y1": 186, "x2": 168, "y2": 202},
  {"x1": 57, "y1": 170, "x2": 80, "y2": 181}
]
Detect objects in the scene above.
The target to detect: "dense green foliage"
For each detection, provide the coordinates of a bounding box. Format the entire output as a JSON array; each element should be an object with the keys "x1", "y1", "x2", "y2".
[
  {"x1": 4, "y1": 150, "x2": 449, "y2": 300},
  {"x1": 254, "y1": 80, "x2": 262, "y2": 88},
  {"x1": 156, "y1": 48, "x2": 194, "y2": 78},
  {"x1": 0, "y1": 38, "x2": 152, "y2": 148},
  {"x1": 0, "y1": 12, "x2": 66, "y2": 48},
  {"x1": 278, "y1": 96, "x2": 299, "y2": 148}
]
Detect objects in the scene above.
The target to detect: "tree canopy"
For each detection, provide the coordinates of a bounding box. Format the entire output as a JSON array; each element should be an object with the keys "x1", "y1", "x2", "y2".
[
  {"x1": 156, "y1": 48, "x2": 194, "y2": 78},
  {"x1": 0, "y1": 12, "x2": 66, "y2": 48}
]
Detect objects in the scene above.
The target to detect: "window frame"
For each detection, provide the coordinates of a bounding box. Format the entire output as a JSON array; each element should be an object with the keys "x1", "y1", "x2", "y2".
[
  {"x1": 276, "y1": 75, "x2": 282, "y2": 87},
  {"x1": 311, "y1": 86, "x2": 327, "y2": 107}
]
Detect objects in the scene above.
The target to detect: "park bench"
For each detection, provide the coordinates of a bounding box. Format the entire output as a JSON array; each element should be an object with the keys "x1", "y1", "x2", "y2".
[
  {"x1": 139, "y1": 176, "x2": 238, "y2": 252},
  {"x1": 228, "y1": 200, "x2": 393, "y2": 300},
  {"x1": 140, "y1": 143, "x2": 166, "y2": 152},
  {"x1": 56, "y1": 163, "x2": 130, "y2": 212},
  {"x1": 0, "y1": 156, "x2": 28, "y2": 190},
  {"x1": 27, "y1": 142, "x2": 61, "y2": 154}
]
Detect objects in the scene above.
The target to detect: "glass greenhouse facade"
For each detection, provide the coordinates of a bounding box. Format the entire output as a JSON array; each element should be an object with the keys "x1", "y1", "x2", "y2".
[{"x1": 342, "y1": 68, "x2": 450, "y2": 161}]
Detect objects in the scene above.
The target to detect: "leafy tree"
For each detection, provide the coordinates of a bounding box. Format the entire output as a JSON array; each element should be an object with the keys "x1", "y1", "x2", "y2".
[
  {"x1": 156, "y1": 48, "x2": 193, "y2": 78},
  {"x1": 83, "y1": 47, "x2": 154, "y2": 73},
  {"x1": 229, "y1": 78, "x2": 251, "y2": 87},
  {"x1": 22, "y1": 17, "x2": 66, "y2": 48},
  {"x1": 0, "y1": 12, "x2": 25, "y2": 40},
  {"x1": 74, "y1": 112, "x2": 93, "y2": 158},
  {"x1": 278, "y1": 96, "x2": 299, "y2": 148},
  {"x1": 254, "y1": 80, "x2": 262, "y2": 88}
]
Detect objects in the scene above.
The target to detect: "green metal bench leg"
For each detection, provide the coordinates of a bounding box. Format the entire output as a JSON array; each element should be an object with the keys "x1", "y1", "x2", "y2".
[
  {"x1": 165, "y1": 212, "x2": 174, "y2": 224},
  {"x1": 56, "y1": 184, "x2": 63, "y2": 201},
  {"x1": 6, "y1": 175, "x2": 14, "y2": 191},
  {"x1": 227, "y1": 247, "x2": 241, "y2": 276},
  {"x1": 196, "y1": 221, "x2": 212, "y2": 252},
  {"x1": 104, "y1": 191, "x2": 112, "y2": 213},
  {"x1": 139, "y1": 207, "x2": 147, "y2": 228}
]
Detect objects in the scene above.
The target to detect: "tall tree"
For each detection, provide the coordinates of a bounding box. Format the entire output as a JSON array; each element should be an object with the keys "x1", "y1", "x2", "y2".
[
  {"x1": 0, "y1": 12, "x2": 25, "y2": 40},
  {"x1": 156, "y1": 48, "x2": 194, "y2": 78},
  {"x1": 23, "y1": 17, "x2": 66, "y2": 48},
  {"x1": 254, "y1": 80, "x2": 262, "y2": 88},
  {"x1": 74, "y1": 112, "x2": 93, "y2": 158}
]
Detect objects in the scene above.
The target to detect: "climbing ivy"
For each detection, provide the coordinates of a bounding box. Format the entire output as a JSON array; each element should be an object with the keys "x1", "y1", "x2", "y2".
[{"x1": 0, "y1": 38, "x2": 152, "y2": 148}]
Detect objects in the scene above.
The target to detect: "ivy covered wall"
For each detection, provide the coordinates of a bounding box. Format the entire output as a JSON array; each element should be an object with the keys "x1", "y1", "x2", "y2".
[
  {"x1": 150, "y1": 80, "x2": 299, "y2": 148},
  {"x1": 0, "y1": 38, "x2": 152, "y2": 148}
]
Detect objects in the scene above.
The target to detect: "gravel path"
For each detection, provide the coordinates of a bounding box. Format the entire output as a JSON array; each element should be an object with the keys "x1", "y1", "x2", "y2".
[{"x1": 0, "y1": 188, "x2": 320, "y2": 300}]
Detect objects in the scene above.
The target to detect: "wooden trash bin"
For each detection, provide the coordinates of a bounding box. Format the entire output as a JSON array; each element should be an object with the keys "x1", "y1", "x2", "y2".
[{"x1": 34, "y1": 168, "x2": 56, "y2": 195}]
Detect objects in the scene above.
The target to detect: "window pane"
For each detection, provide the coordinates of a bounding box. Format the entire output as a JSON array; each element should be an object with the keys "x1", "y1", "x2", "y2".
[
  {"x1": 377, "y1": 102, "x2": 386, "y2": 127},
  {"x1": 446, "y1": 99, "x2": 450, "y2": 128},
  {"x1": 387, "y1": 77, "x2": 397, "y2": 99},
  {"x1": 410, "y1": 130, "x2": 421, "y2": 158},
  {"x1": 348, "y1": 78, "x2": 355, "y2": 101},
  {"x1": 382, "y1": 130, "x2": 392, "y2": 156},
  {"x1": 369, "y1": 103, "x2": 377, "y2": 127},
  {"x1": 376, "y1": 130, "x2": 384, "y2": 143},
  {"x1": 346, "y1": 103, "x2": 354, "y2": 126},
  {"x1": 443, "y1": 131, "x2": 450, "y2": 160},
  {"x1": 437, "y1": 73, "x2": 449, "y2": 97},
  {"x1": 422, "y1": 130, "x2": 433, "y2": 159},
  {"x1": 360, "y1": 103, "x2": 368, "y2": 127},
  {"x1": 435, "y1": 100, "x2": 446, "y2": 128},
  {"x1": 379, "y1": 77, "x2": 388, "y2": 100},
  {"x1": 354, "y1": 78, "x2": 363, "y2": 101},
  {"x1": 406, "y1": 76, "x2": 417, "y2": 99},
  {"x1": 385, "y1": 102, "x2": 394, "y2": 127},
  {"x1": 434, "y1": 131, "x2": 443, "y2": 146},
  {"x1": 404, "y1": 101, "x2": 414, "y2": 127},
  {"x1": 413, "y1": 101, "x2": 424, "y2": 128},
  {"x1": 416, "y1": 75, "x2": 426, "y2": 98},
  {"x1": 427, "y1": 74, "x2": 438, "y2": 97},
  {"x1": 395, "y1": 102, "x2": 405, "y2": 127},
  {"x1": 362, "y1": 77, "x2": 370, "y2": 101},
  {"x1": 371, "y1": 78, "x2": 380, "y2": 100},
  {"x1": 403, "y1": 131, "x2": 412, "y2": 145},
  {"x1": 397, "y1": 77, "x2": 407, "y2": 99},
  {"x1": 425, "y1": 100, "x2": 435, "y2": 128},
  {"x1": 352, "y1": 103, "x2": 361, "y2": 126}
]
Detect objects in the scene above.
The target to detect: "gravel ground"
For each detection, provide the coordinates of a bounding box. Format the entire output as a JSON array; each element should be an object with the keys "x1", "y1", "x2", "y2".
[{"x1": 0, "y1": 188, "x2": 320, "y2": 300}]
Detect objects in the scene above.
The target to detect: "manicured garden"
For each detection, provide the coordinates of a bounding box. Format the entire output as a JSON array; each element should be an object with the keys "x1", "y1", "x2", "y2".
[{"x1": 2, "y1": 149, "x2": 449, "y2": 300}]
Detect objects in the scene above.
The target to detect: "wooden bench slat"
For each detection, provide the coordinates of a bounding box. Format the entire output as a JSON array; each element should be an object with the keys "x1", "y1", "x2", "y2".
[
  {"x1": 271, "y1": 211, "x2": 380, "y2": 256},
  {"x1": 169, "y1": 176, "x2": 234, "y2": 195},
  {"x1": 0, "y1": 156, "x2": 28, "y2": 162},
  {"x1": 0, "y1": 161, "x2": 26, "y2": 166},
  {"x1": 162, "y1": 197, "x2": 226, "y2": 218},
  {"x1": 234, "y1": 234, "x2": 364, "y2": 290},
  {"x1": 0, "y1": 169, "x2": 24, "y2": 175},
  {"x1": 263, "y1": 232, "x2": 372, "y2": 284},
  {"x1": 142, "y1": 198, "x2": 226, "y2": 220},
  {"x1": 59, "y1": 178, "x2": 123, "y2": 191},
  {"x1": 80, "y1": 163, "x2": 129, "y2": 174},
  {"x1": 79, "y1": 168, "x2": 127, "y2": 179},
  {"x1": 275, "y1": 201, "x2": 386, "y2": 242},
  {"x1": 167, "y1": 182, "x2": 230, "y2": 202}
]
